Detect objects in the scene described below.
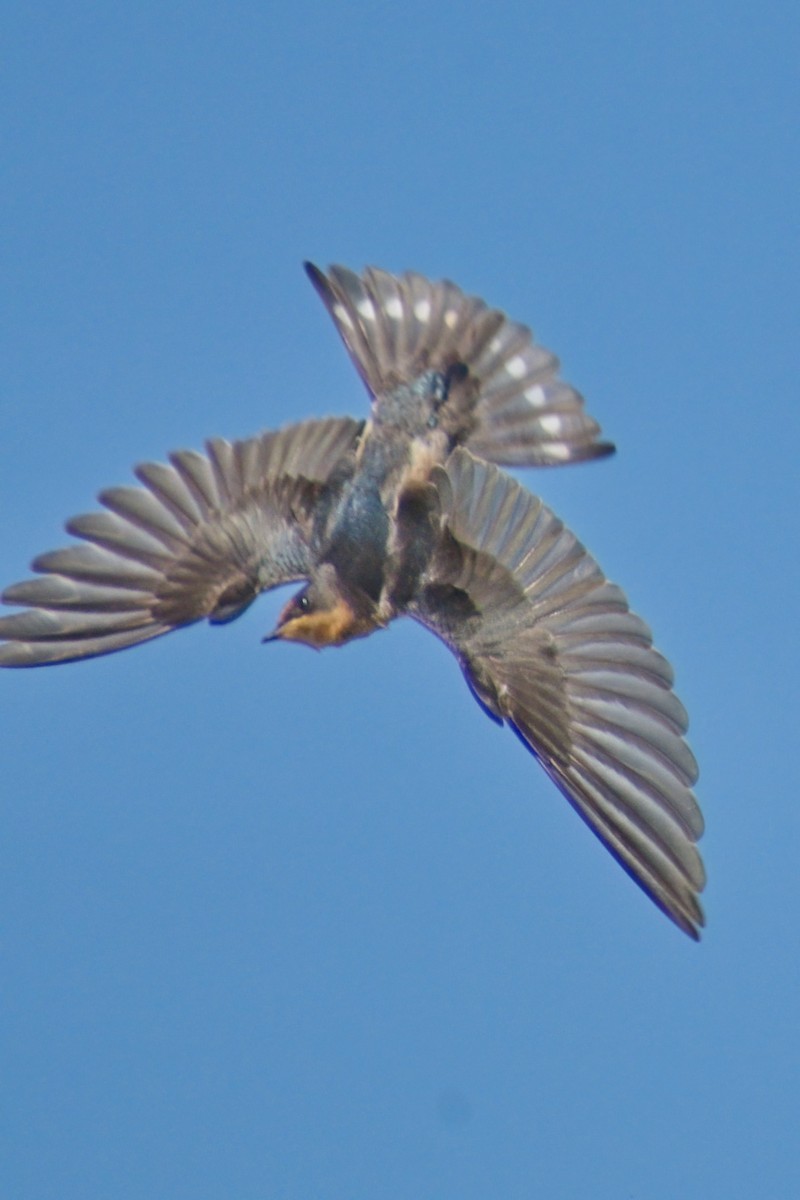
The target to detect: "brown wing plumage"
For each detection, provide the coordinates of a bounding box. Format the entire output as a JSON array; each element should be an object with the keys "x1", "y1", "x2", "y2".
[
  {"x1": 306, "y1": 262, "x2": 614, "y2": 467},
  {"x1": 410, "y1": 449, "x2": 704, "y2": 937},
  {"x1": 0, "y1": 417, "x2": 362, "y2": 666}
]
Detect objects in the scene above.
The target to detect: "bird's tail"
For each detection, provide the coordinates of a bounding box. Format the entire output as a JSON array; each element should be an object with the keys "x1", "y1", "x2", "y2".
[{"x1": 306, "y1": 262, "x2": 614, "y2": 467}]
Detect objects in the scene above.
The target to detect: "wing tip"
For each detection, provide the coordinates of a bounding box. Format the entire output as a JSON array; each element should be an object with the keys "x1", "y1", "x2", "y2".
[{"x1": 303, "y1": 260, "x2": 326, "y2": 291}]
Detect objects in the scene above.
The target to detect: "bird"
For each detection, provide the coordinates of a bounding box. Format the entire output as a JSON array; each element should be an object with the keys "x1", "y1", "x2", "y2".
[{"x1": 0, "y1": 262, "x2": 705, "y2": 937}]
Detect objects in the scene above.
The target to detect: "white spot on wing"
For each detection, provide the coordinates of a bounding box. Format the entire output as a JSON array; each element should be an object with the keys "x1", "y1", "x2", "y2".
[
  {"x1": 356, "y1": 297, "x2": 376, "y2": 321},
  {"x1": 333, "y1": 302, "x2": 355, "y2": 331},
  {"x1": 505, "y1": 354, "x2": 528, "y2": 380},
  {"x1": 414, "y1": 299, "x2": 431, "y2": 322},
  {"x1": 539, "y1": 414, "x2": 565, "y2": 435},
  {"x1": 523, "y1": 384, "x2": 548, "y2": 408},
  {"x1": 386, "y1": 296, "x2": 403, "y2": 320}
]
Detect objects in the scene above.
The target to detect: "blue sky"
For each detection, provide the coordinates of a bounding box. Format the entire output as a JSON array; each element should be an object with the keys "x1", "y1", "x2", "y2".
[{"x1": 2, "y1": 3, "x2": 798, "y2": 1197}]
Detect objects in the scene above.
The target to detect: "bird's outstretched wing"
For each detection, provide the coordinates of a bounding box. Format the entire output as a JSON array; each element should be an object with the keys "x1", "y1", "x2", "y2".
[
  {"x1": 410, "y1": 449, "x2": 704, "y2": 937},
  {"x1": 306, "y1": 262, "x2": 614, "y2": 467},
  {"x1": 0, "y1": 417, "x2": 362, "y2": 667}
]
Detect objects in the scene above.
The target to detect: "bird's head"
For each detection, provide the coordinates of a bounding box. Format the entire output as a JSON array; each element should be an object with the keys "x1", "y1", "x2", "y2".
[{"x1": 265, "y1": 569, "x2": 377, "y2": 650}]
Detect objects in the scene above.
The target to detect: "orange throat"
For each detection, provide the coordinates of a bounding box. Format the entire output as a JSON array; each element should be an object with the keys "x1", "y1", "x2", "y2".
[{"x1": 278, "y1": 598, "x2": 376, "y2": 648}]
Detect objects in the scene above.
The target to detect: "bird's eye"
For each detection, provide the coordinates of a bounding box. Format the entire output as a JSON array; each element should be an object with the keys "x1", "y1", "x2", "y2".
[{"x1": 297, "y1": 593, "x2": 311, "y2": 613}]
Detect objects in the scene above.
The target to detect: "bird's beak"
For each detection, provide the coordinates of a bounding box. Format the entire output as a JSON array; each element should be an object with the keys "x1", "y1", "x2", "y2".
[{"x1": 261, "y1": 624, "x2": 321, "y2": 650}]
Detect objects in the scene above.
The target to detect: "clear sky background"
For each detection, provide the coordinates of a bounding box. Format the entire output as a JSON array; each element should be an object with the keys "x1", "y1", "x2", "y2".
[{"x1": 2, "y1": 4, "x2": 798, "y2": 1198}]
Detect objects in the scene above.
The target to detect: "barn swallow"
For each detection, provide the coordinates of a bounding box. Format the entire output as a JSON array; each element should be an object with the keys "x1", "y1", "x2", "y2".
[{"x1": 0, "y1": 263, "x2": 704, "y2": 937}]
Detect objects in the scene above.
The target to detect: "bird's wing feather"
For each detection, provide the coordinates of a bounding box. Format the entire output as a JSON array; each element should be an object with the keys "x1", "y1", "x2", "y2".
[
  {"x1": 306, "y1": 262, "x2": 613, "y2": 467},
  {"x1": 409, "y1": 448, "x2": 704, "y2": 937},
  {"x1": 0, "y1": 417, "x2": 362, "y2": 666}
]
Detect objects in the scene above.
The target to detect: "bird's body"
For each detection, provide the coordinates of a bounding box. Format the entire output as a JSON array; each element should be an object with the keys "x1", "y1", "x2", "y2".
[
  {"x1": 277, "y1": 365, "x2": 471, "y2": 646},
  {"x1": 0, "y1": 263, "x2": 705, "y2": 937}
]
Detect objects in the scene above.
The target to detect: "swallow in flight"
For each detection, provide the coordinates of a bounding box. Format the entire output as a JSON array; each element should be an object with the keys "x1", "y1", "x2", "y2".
[{"x1": 0, "y1": 263, "x2": 705, "y2": 936}]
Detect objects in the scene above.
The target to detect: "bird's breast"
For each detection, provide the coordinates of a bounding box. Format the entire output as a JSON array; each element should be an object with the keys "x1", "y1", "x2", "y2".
[
  {"x1": 323, "y1": 481, "x2": 390, "y2": 606},
  {"x1": 322, "y1": 423, "x2": 449, "y2": 615}
]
